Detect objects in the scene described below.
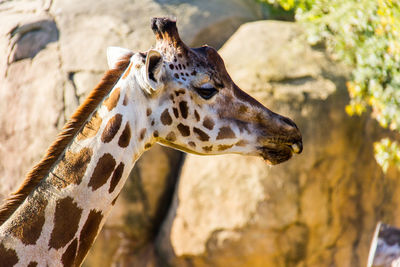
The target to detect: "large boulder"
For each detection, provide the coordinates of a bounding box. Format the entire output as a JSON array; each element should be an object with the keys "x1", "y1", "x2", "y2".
[
  {"x1": 157, "y1": 21, "x2": 400, "y2": 267},
  {"x1": 0, "y1": 1, "x2": 267, "y2": 266}
]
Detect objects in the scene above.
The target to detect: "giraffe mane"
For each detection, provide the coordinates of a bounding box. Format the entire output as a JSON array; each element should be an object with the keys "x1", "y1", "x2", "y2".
[{"x1": 0, "y1": 53, "x2": 133, "y2": 225}]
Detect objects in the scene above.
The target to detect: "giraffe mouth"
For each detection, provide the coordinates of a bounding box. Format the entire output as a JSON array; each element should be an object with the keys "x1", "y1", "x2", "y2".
[{"x1": 258, "y1": 141, "x2": 302, "y2": 165}]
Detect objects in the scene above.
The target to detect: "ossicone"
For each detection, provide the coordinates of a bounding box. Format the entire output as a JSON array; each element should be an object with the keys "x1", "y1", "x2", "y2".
[{"x1": 151, "y1": 17, "x2": 184, "y2": 49}]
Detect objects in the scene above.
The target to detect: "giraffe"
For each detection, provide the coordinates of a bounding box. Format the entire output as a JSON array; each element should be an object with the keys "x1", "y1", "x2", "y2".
[{"x1": 0, "y1": 17, "x2": 302, "y2": 266}]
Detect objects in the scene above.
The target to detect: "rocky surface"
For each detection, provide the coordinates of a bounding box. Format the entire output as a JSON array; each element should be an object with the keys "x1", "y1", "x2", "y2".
[
  {"x1": 0, "y1": 0, "x2": 267, "y2": 266},
  {"x1": 156, "y1": 21, "x2": 400, "y2": 267},
  {"x1": 2, "y1": 1, "x2": 398, "y2": 266}
]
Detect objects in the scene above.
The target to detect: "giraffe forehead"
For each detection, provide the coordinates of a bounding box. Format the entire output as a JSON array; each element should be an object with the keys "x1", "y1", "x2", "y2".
[{"x1": 164, "y1": 52, "x2": 215, "y2": 84}]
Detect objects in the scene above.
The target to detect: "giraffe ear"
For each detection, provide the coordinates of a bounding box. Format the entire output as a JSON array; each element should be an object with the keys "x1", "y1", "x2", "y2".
[
  {"x1": 144, "y1": 49, "x2": 164, "y2": 93},
  {"x1": 107, "y1": 46, "x2": 133, "y2": 69}
]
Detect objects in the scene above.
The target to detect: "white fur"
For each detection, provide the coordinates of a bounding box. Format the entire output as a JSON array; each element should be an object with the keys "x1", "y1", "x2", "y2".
[{"x1": 106, "y1": 46, "x2": 133, "y2": 69}]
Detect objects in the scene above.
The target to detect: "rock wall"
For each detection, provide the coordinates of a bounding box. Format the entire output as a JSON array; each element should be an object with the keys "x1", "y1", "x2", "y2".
[
  {"x1": 156, "y1": 21, "x2": 400, "y2": 267},
  {"x1": 2, "y1": 1, "x2": 399, "y2": 266},
  {"x1": 0, "y1": 1, "x2": 267, "y2": 266}
]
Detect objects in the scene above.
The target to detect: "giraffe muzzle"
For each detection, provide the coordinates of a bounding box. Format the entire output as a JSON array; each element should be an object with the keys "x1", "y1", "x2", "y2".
[{"x1": 257, "y1": 136, "x2": 302, "y2": 165}]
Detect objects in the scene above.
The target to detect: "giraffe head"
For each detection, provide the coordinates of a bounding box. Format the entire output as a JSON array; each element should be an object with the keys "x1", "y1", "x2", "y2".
[{"x1": 109, "y1": 17, "x2": 302, "y2": 164}]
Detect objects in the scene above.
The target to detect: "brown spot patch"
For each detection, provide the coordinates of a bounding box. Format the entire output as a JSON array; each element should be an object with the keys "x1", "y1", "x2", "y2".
[
  {"x1": 88, "y1": 153, "x2": 116, "y2": 191},
  {"x1": 179, "y1": 101, "x2": 188, "y2": 119},
  {"x1": 27, "y1": 261, "x2": 38, "y2": 267},
  {"x1": 189, "y1": 141, "x2": 196, "y2": 147},
  {"x1": 217, "y1": 126, "x2": 236, "y2": 140},
  {"x1": 139, "y1": 128, "x2": 147, "y2": 141},
  {"x1": 76, "y1": 210, "x2": 103, "y2": 265},
  {"x1": 77, "y1": 112, "x2": 102, "y2": 141},
  {"x1": 218, "y1": 144, "x2": 233, "y2": 151},
  {"x1": 166, "y1": 131, "x2": 176, "y2": 142},
  {"x1": 123, "y1": 94, "x2": 129, "y2": 106},
  {"x1": 177, "y1": 123, "x2": 190, "y2": 137},
  {"x1": 235, "y1": 140, "x2": 248, "y2": 146},
  {"x1": 118, "y1": 123, "x2": 131, "y2": 148},
  {"x1": 238, "y1": 105, "x2": 248, "y2": 113},
  {"x1": 191, "y1": 70, "x2": 197, "y2": 76},
  {"x1": 101, "y1": 113, "x2": 122, "y2": 143},
  {"x1": 193, "y1": 127, "x2": 209, "y2": 141},
  {"x1": 10, "y1": 196, "x2": 48, "y2": 245},
  {"x1": 0, "y1": 243, "x2": 18, "y2": 267},
  {"x1": 146, "y1": 108, "x2": 152, "y2": 116},
  {"x1": 173, "y1": 108, "x2": 179, "y2": 118},
  {"x1": 145, "y1": 143, "x2": 151, "y2": 149},
  {"x1": 203, "y1": 117, "x2": 214, "y2": 130},
  {"x1": 160, "y1": 109, "x2": 172, "y2": 125},
  {"x1": 111, "y1": 194, "x2": 119, "y2": 205},
  {"x1": 194, "y1": 110, "x2": 200, "y2": 122},
  {"x1": 203, "y1": 145, "x2": 213, "y2": 152},
  {"x1": 255, "y1": 113, "x2": 264, "y2": 124},
  {"x1": 61, "y1": 238, "x2": 77, "y2": 266},
  {"x1": 175, "y1": 89, "x2": 185, "y2": 96},
  {"x1": 52, "y1": 147, "x2": 93, "y2": 188},
  {"x1": 174, "y1": 73, "x2": 179, "y2": 79},
  {"x1": 122, "y1": 63, "x2": 132, "y2": 79},
  {"x1": 109, "y1": 162, "x2": 125, "y2": 193},
  {"x1": 236, "y1": 121, "x2": 250, "y2": 134},
  {"x1": 169, "y1": 64, "x2": 174, "y2": 70},
  {"x1": 153, "y1": 131, "x2": 159, "y2": 138},
  {"x1": 151, "y1": 120, "x2": 155, "y2": 126},
  {"x1": 103, "y1": 87, "x2": 120, "y2": 111},
  {"x1": 49, "y1": 196, "x2": 82, "y2": 249}
]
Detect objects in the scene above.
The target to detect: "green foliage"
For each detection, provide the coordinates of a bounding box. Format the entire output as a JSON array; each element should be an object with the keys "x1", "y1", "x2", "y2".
[
  {"x1": 375, "y1": 138, "x2": 400, "y2": 173},
  {"x1": 261, "y1": 0, "x2": 400, "y2": 172}
]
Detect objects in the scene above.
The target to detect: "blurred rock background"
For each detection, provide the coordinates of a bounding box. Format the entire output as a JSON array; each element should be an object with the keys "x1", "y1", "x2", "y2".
[{"x1": 0, "y1": 1, "x2": 399, "y2": 266}]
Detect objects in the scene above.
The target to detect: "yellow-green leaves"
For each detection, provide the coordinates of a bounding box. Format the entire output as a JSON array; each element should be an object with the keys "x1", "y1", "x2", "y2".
[{"x1": 375, "y1": 139, "x2": 400, "y2": 173}]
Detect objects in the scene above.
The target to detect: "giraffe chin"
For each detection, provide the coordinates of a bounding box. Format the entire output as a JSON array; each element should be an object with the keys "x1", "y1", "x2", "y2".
[{"x1": 259, "y1": 145, "x2": 293, "y2": 165}]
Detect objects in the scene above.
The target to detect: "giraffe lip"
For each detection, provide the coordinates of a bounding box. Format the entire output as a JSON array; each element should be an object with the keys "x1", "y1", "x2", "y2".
[
  {"x1": 258, "y1": 143, "x2": 294, "y2": 165},
  {"x1": 288, "y1": 142, "x2": 303, "y2": 154}
]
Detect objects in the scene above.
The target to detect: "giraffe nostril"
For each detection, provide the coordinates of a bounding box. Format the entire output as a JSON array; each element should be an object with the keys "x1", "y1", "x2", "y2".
[{"x1": 281, "y1": 116, "x2": 298, "y2": 130}]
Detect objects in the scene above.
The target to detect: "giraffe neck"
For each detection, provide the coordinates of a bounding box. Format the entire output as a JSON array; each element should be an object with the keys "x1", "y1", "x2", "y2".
[{"x1": 0, "y1": 69, "x2": 153, "y2": 266}]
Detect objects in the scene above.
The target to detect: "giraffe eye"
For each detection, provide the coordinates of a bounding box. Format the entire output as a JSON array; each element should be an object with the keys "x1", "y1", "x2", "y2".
[{"x1": 194, "y1": 86, "x2": 218, "y2": 100}]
